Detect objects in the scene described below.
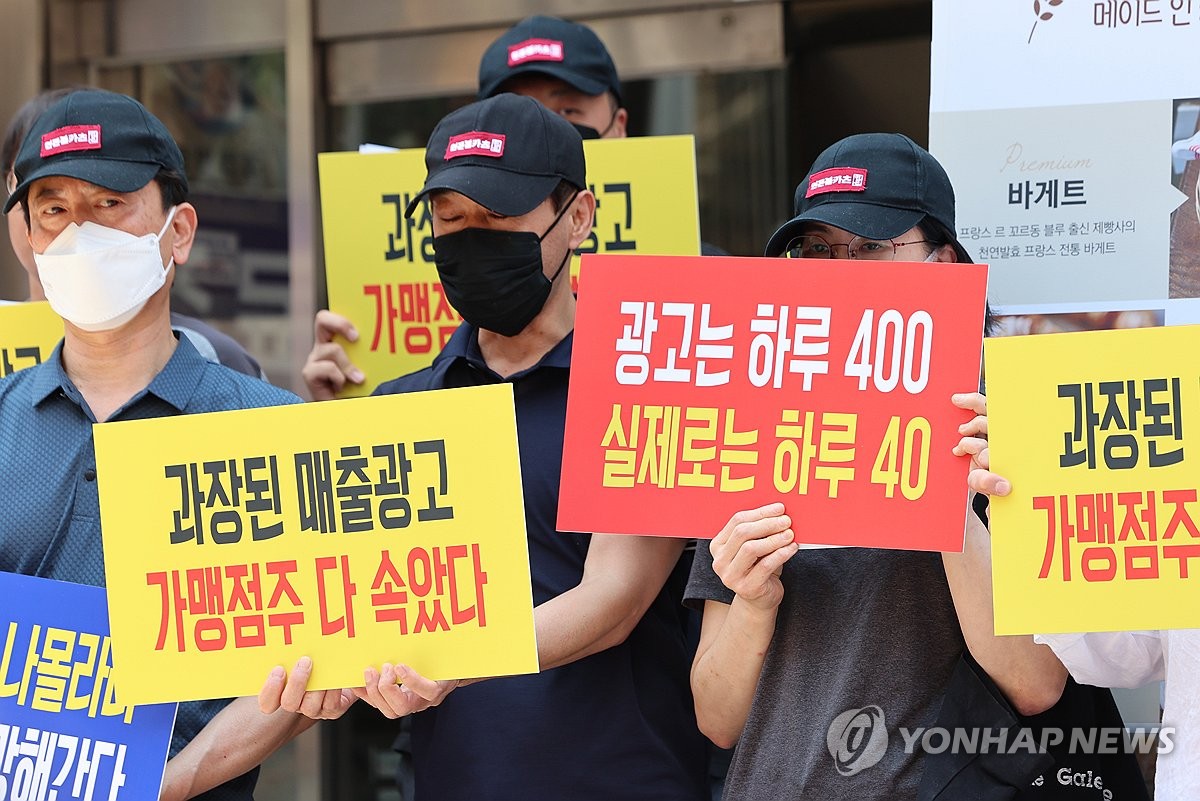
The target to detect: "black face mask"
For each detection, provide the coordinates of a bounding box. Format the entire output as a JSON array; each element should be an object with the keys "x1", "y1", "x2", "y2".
[
  {"x1": 433, "y1": 193, "x2": 578, "y2": 337},
  {"x1": 571, "y1": 107, "x2": 620, "y2": 141},
  {"x1": 572, "y1": 122, "x2": 602, "y2": 140}
]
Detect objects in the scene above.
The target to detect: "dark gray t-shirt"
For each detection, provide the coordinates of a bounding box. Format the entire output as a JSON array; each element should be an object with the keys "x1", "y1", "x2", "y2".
[{"x1": 685, "y1": 542, "x2": 963, "y2": 800}]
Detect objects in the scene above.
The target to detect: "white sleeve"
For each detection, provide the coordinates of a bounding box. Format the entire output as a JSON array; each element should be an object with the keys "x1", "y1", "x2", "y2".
[{"x1": 1033, "y1": 631, "x2": 1166, "y2": 688}]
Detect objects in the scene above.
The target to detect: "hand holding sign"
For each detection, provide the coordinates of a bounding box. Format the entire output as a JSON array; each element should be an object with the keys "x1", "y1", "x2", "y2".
[
  {"x1": 708, "y1": 503, "x2": 797, "y2": 611},
  {"x1": 951, "y1": 391, "x2": 1012, "y2": 498},
  {"x1": 258, "y1": 657, "x2": 459, "y2": 721},
  {"x1": 358, "y1": 663, "x2": 460, "y2": 719},
  {"x1": 301, "y1": 310, "x2": 366, "y2": 400},
  {"x1": 258, "y1": 656, "x2": 358, "y2": 720}
]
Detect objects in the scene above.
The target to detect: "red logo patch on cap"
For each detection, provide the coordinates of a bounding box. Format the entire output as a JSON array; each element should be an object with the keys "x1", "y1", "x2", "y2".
[
  {"x1": 444, "y1": 131, "x2": 506, "y2": 160},
  {"x1": 41, "y1": 125, "x2": 102, "y2": 157},
  {"x1": 507, "y1": 38, "x2": 565, "y2": 67},
  {"x1": 806, "y1": 167, "x2": 868, "y2": 198}
]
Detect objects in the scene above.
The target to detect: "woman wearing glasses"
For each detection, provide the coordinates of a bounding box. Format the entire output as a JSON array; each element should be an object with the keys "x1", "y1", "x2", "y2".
[{"x1": 684, "y1": 134, "x2": 1149, "y2": 801}]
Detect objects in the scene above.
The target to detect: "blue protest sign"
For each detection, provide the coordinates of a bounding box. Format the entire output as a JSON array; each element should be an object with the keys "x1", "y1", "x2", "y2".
[{"x1": 0, "y1": 571, "x2": 176, "y2": 799}]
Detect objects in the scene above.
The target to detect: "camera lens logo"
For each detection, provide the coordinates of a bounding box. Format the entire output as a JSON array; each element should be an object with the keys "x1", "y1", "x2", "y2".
[{"x1": 827, "y1": 705, "x2": 889, "y2": 776}]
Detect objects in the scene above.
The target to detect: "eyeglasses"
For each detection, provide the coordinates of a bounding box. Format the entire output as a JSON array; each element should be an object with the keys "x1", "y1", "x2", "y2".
[{"x1": 783, "y1": 234, "x2": 932, "y2": 261}]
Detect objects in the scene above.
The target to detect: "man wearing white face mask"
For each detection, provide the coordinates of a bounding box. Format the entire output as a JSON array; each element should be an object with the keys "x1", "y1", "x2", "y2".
[
  {"x1": 36, "y1": 202, "x2": 181, "y2": 330},
  {"x1": 0, "y1": 89, "x2": 307, "y2": 801},
  {"x1": 1, "y1": 87, "x2": 267, "y2": 378}
]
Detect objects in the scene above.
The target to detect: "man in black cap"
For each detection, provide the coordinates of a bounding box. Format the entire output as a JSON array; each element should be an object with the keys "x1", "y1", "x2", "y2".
[
  {"x1": 683, "y1": 133, "x2": 1147, "y2": 801},
  {"x1": 1, "y1": 87, "x2": 267, "y2": 379},
  {"x1": 266, "y1": 92, "x2": 707, "y2": 801},
  {"x1": 0, "y1": 88, "x2": 306, "y2": 800},
  {"x1": 476, "y1": 14, "x2": 627, "y2": 140}
]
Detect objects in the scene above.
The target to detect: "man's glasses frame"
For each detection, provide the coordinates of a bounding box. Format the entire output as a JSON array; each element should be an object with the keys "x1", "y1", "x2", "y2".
[{"x1": 783, "y1": 233, "x2": 932, "y2": 260}]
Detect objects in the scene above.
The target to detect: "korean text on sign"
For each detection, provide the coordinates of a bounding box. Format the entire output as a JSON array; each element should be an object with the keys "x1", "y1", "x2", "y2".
[
  {"x1": 559, "y1": 254, "x2": 989, "y2": 551},
  {"x1": 94, "y1": 385, "x2": 537, "y2": 706},
  {"x1": 988, "y1": 324, "x2": 1200, "y2": 634},
  {"x1": 0, "y1": 571, "x2": 176, "y2": 801}
]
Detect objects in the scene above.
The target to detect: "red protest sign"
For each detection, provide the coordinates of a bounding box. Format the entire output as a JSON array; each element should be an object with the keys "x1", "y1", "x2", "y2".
[{"x1": 558, "y1": 254, "x2": 988, "y2": 551}]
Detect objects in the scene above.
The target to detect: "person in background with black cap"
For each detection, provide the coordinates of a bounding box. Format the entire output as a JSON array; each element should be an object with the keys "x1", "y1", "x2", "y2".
[
  {"x1": 1, "y1": 88, "x2": 268, "y2": 379},
  {"x1": 684, "y1": 134, "x2": 1149, "y2": 801},
  {"x1": 476, "y1": 14, "x2": 627, "y2": 141},
  {"x1": 0, "y1": 88, "x2": 308, "y2": 801},
  {"x1": 262, "y1": 92, "x2": 708, "y2": 801}
]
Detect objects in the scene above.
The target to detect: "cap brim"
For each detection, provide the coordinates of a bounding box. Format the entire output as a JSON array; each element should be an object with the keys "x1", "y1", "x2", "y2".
[
  {"x1": 483, "y1": 63, "x2": 611, "y2": 101},
  {"x1": 405, "y1": 163, "x2": 562, "y2": 218},
  {"x1": 5, "y1": 157, "x2": 160, "y2": 213},
  {"x1": 763, "y1": 203, "x2": 925, "y2": 257}
]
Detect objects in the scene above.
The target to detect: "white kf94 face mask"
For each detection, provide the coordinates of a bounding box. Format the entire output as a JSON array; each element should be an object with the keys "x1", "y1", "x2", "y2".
[{"x1": 34, "y1": 206, "x2": 178, "y2": 332}]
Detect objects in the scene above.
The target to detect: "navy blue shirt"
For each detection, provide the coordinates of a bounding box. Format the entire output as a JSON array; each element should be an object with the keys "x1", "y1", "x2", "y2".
[
  {"x1": 374, "y1": 323, "x2": 707, "y2": 801},
  {"x1": 0, "y1": 335, "x2": 300, "y2": 801}
]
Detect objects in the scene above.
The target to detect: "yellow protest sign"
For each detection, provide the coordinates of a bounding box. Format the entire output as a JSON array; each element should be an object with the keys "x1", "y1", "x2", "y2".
[
  {"x1": 987, "y1": 325, "x2": 1200, "y2": 634},
  {"x1": 94, "y1": 384, "x2": 538, "y2": 706},
  {"x1": 319, "y1": 135, "x2": 701, "y2": 396},
  {"x1": 0, "y1": 301, "x2": 62, "y2": 376}
]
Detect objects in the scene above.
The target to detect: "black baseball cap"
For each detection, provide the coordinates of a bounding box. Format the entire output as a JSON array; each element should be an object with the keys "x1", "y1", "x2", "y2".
[
  {"x1": 405, "y1": 93, "x2": 585, "y2": 218},
  {"x1": 478, "y1": 15, "x2": 622, "y2": 106},
  {"x1": 5, "y1": 88, "x2": 186, "y2": 213},
  {"x1": 764, "y1": 133, "x2": 970, "y2": 262}
]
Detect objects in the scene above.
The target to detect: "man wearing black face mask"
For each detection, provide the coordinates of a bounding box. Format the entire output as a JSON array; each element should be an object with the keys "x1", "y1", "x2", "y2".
[
  {"x1": 421, "y1": 165, "x2": 581, "y2": 338},
  {"x1": 265, "y1": 93, "x2": 709, "y2": 801},
  {"x1": 301, "y1": 15, "x2": 736, "y2": 399},
  {"x1": 301, "y1": 15, "x2": 627, "y2": 399},
  {"x1": 476, "y1": 14, "x2": 628, "y2": 141}
]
